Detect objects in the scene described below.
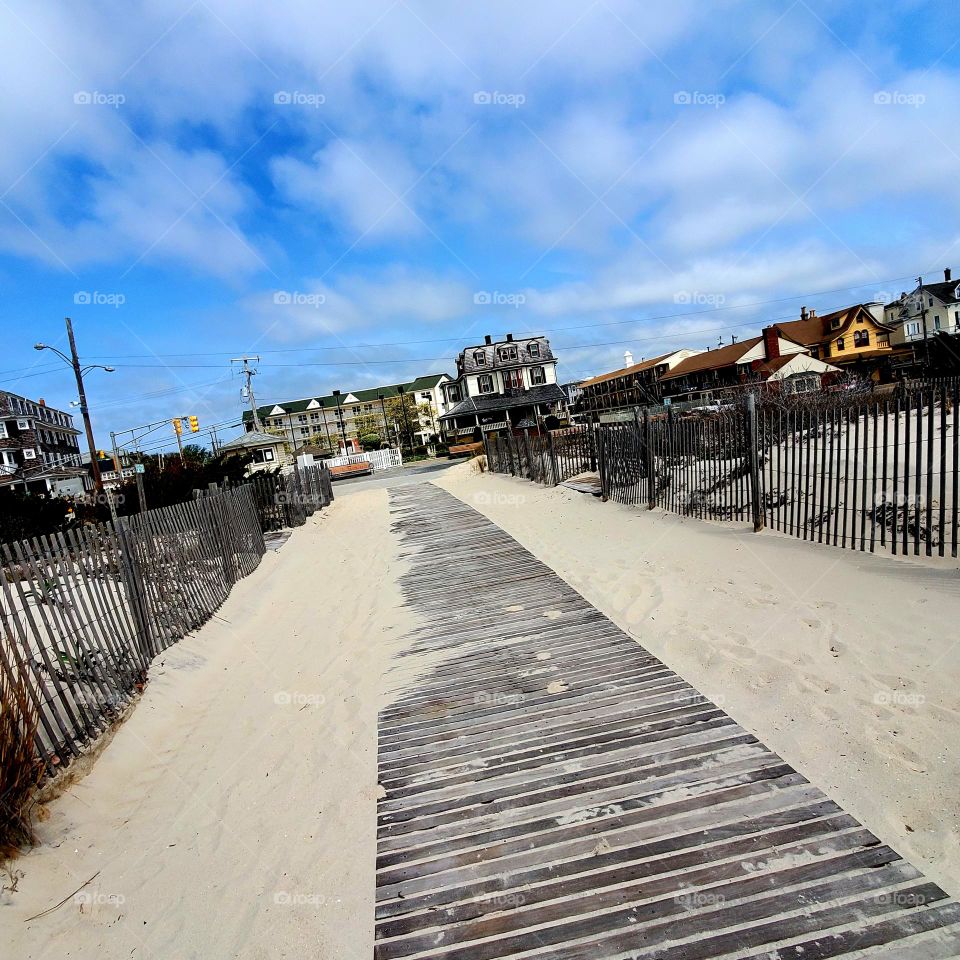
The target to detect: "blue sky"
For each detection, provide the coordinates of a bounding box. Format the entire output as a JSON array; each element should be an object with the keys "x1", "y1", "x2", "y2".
[{"x1": 0, "y1": 0, "x2": 958, "y2": 454}]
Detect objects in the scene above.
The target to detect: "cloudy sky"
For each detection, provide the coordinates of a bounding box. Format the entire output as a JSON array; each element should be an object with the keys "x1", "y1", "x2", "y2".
[{"x1": 1, "y1": 1, "x2": 958, "y2": 452}]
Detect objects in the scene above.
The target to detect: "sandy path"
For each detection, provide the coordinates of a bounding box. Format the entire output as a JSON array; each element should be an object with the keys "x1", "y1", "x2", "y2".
[
  {"x1": 438, "y1": 463, "x2": 960, "y2": 898},
  {"x1": 3, "y1": 488, "x2": 413, "y2": 960}
]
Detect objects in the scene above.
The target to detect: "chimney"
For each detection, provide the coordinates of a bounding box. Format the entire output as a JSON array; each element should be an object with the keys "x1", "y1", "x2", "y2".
[
  {"x1": 946, "y1": 268, "x2": 952, "y2": 282},
  {"x1": 484, "y1": 334, "x2": 492, "y2": 345},
  {"x1": 624, "y1": 350, "x2": 634, "y2": 368},
  {"x1": 809, "y1": 308, "x2": 816, "y2": 318},
  {"x1": 762, "y1": 325, "x2": 781, "y2": 360},
  {"x1": 731, "y1": 335, "x2": 737, "y2": 344},
  {"x1": 800, "y1": 306, "x2": 808, "y2": 320},
  {"x1": 39, "y1": 398, "x2": 46, "y2": 406},
  {"x1": 506, "y1": 333, "x2": 514, "y2": 342}
]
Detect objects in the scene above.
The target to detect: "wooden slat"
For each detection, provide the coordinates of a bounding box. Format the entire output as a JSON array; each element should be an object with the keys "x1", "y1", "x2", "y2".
[{"x1": 377, "y1": 484, "x2": 958, "y2": 960}]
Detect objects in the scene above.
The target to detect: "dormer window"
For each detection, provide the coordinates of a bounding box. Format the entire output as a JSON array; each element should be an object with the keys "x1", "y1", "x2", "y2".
[
  {"x1": 474, "y1": 350, "x2": 486, "y2": 366},
  {"x1": 498, "y1": 345, "x2": 518, "y2": 362},
  {"x1": 830, "y1": 318, "x2": 841, "y2": 330},
  {"x1": 528, "y1": 342, "x2": 541, "y2": 358}
]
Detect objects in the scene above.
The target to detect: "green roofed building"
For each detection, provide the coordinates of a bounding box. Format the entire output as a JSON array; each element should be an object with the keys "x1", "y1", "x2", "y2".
[{"x1": 241, "y1": 373, "x2": 452, "y2": 453}]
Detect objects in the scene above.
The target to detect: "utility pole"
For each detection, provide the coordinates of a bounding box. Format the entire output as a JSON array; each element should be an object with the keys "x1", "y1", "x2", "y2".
[
  {"x1": 68, "y1": 318, "x2": 104, "y2": 492},
  {"x1": 232, "y1": 356, "x2": 263, "y2": 431},
  {"x1": 210, "y1": 425, "x2": 220, "y2": 456},
  {"x1": 332, "y1": 390, "x2": 348, "y2": 452},
  {"x1": 917, "y1": 276, "x2": 931, "y2": 370}
]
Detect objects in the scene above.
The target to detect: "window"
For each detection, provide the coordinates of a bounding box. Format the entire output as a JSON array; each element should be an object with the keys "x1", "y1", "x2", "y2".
[
  {"x1": 310, "y1": 413, "x2": 319, "y2": 421},
  {"x1": 528, "y1": 342, "x2": 541, "y2": 358},
  {"x1": 530, "y1": 365, "x2": 546, "y2": 385},
  {"x1": 905, "y1": 321, "x2": 921, "y2": 336},
  {"x1": 498, "y1": 345, "x2": 518, "y2": 362},
  {"x1": 447, "y1": 384, "x2": 462, "y2": 403},
  {"x1": 420, "y1": 392, "x2": 431, "y2": 400},
  {"x1": 504, "y1": 369, "x2": 523, "y2": 390},
  {"x1": 836, "y1": 337, "x2": 845, "y2": 351},
  {"x1": 929, "y1": 297, "x2": 934, "y2": 306},
  {"x1": 934, "y1": 316, "x2": 941, "y2": 331},
  {"x1": 16, "y1": 418, "x2": 30, "y2": 430},
  {"x1": 853, "y1": 330, "x2": 870, "y2": 347},
  {"x1": 300, "y1": 428, "x2": 309, "y2": 436},
  {"x1": 477, "y1": 374, "x2": 494, "y2": 394},
  {"x1": 831, "y1": 318, "x2": 841, "y2": 330},
  {"x1": 22, "y1": 448, "x2": 36, "y2": 460},
  {"x1": 298, "y1": 415, "x2": 307, "y2": 423},
  {"x1": 0, "y1": 423, "x2": 6, "y2": 440},
  {"x1": 474, "y1": 350, "x2": 486, "y2": 366}
]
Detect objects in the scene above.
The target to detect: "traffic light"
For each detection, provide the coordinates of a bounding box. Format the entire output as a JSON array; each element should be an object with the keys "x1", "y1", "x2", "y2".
[
  {"x1": 188, "y1": 415, "x2": 199, "y2": 433},
  {"x1": 172, "y1": 418, "x2": 182, "y2": 435}
]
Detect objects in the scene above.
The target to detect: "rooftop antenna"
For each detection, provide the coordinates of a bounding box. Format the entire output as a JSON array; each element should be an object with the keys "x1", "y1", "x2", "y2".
[{"x1": 231, "y1": 356, "x2": 263, "y2": 431}]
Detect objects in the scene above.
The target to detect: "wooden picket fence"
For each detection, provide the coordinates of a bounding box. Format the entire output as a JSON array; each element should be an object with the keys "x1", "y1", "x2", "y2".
[
  {"x1": 0, "y1": 468, "x2": 332, "y2": 777},
  {"x1": 486, "y1": 384, "x2": 960, "y2": 560}
]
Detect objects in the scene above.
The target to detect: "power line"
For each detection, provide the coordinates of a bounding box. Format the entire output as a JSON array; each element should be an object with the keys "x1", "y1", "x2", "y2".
[{"x1": 70, "y1": 272, "x2": 914, "y2": 363}]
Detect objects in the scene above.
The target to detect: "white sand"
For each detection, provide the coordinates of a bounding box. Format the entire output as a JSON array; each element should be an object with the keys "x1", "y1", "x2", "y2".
[
  {"x1": 438, "y1": 462, "x2": 960, "y2": 897},
  {"x1": 3, "y1": 488, "x2": 414, "y2": 959}
]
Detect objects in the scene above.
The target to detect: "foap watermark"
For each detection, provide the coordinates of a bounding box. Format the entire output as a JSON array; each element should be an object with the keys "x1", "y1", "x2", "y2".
[
  {"x1": 877, "y1": 890, "x2": 932, "y2": 907},
  {"x1": 675, "y1": 890, "x2": 725, "y2": 909},
  {"x1": 674, "y1": 290, "x2": 725, "y2": 307},
  {"x1": 74, "y1": 890, "x2": 126, "y2": 907},
  {"x1": 473, "y1": 892, "x2": 526, "y2": 909},
  {"x1": 275, "y1": 491, "x2": 326, "y2": 507},
  {"x1": 74, "y1": 90, "x2": 125, "y2": 108},
  {"x1": 474, "y1": 290, "x2": 526, "y2": 308},
  {"x1": 273, "y1": 691, "x2": 326, "y2": 707},
  {"x1": 674, "y1": 90, "x2": 725, "y2": 108},
  {"x1": 473, "y1": 90, "x2": 526, "y2": 108},
  {"x1": 274, "y1": 290, "x2": 325, "y2": 307},
  {"x1": 273, "y1": 891, "x2": 340, "y2": 906},
  {"x1": 74, "y1": 291, "x2": 125, "y2": 308},
  {"x1": 874, "y1": 690, "x2": 925, "y2": 707},
  {"x1": 274, "y1": 90, "x2": 326, "y2": 108},
  {"x1": 74, "y1": 490, "x2": 125, "y2": 508},
  {"x1": 474, "y1": 690, "x2": 524, "y2": 707},
  {"x1": 473, "y1": 491, "x2": 526, "y2": 507},
  {"x1": 874, "y1": 90, "x2": 925, "y2": 108}
]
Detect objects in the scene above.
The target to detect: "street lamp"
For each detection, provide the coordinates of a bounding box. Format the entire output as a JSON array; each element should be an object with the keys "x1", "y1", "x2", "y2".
[
  {"x1": 332, "y1": 389, "x2": 348, "y2": 452},
  {"x1": 396, "y1": 384, "x2": 413, "y2": 452},
  {"x1": 35, "y1": 318, "x2": 114, "y2": 491},
  {"x1": 377, "y1": 392, "x2": 388, "y2": 447}
]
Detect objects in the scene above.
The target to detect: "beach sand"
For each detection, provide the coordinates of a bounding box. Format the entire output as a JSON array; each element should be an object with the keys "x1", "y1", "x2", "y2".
[
  {"x1": 3, "y1": 487, "x2": 415, "y2": 959},
  {"x1": 438, "y1": 462, "x2": 960, "y2": 898}
]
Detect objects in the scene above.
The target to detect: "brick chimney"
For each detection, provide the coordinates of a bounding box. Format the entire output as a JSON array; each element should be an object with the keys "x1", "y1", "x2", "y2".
[
  {"x1": 946, "y1": 267, "x2": 952, "y2": 282},
  {"x1": 506, "y1": 333, "x2": 514, "y2": 342},
  {"x1": 484, "y1": 334, "x2": 492, "y2": 345},
  {"x1": 762, "y1": 325, "x2": 781, "y2": 360},
  {"x1": 800, "y1": 306, "x2": 808, "y2": 320}
]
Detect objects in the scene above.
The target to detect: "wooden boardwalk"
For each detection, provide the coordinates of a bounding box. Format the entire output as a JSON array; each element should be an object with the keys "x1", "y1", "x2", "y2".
[{"x1": 376, "y1": 484, "x2": 960, "y2": 959}]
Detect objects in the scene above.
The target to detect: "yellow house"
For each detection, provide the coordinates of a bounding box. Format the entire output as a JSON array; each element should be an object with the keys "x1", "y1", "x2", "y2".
[{"x1": 774, "y1": 304, "x2": 896, "y2": 380}]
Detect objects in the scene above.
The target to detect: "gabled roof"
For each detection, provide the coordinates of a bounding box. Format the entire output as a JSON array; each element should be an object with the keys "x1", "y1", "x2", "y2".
[
  {"x1": 661, "y1": 337, "x2": 763, "y2": 380},
  {"x1": 439, "y1": 384, "x2": 567, "y2": 420},
  {"x1": 578, "y1": 352, "x2": 675, "y2": 389},
  {"x1": 776, "y1": 304, "x2": 893, "y2": 345},
  {"x1": 220, "y1": 430, "x2": 283, "y2": 451},
  {"x1": 242, "y1": 373, "x2": 450, "y2": 423}
]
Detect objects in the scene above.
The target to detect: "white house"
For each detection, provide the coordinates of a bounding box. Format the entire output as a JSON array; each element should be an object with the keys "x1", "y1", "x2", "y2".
[{"x1": 884, "y1": 269, "x2": 960, "y2": 347}]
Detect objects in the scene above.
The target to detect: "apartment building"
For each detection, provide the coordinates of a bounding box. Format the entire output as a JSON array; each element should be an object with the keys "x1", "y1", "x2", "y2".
[
  {"x1": 884, "y1": 269, "x2": 960, "y2": 349},
  {"x1": 438, "y1": 333, "x2": 568, "y2": 440},
  {"x1": 0, "y1": 390, "x2": 89, "y2": 495},
  {"x1": 242, "y1": 374, "x2": 451, "y2": 451}
]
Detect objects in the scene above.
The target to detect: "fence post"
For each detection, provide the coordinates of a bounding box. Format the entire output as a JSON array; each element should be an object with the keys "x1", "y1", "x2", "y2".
[
  {"x1": 746, "y1": 392, "x2": 764, "y2": 532},
  {"x1": 644, "y1": 408, "x2": 656, "y2": 509},
  {"x1": 597, "y1": 426, "x2": 609, "y2": 501},
  {"x1": 546, "y1": 429, "x2": 559, "y2": 486},
  {"x1": 523, "y1": 429, "x2": 535, "y2": 481}
]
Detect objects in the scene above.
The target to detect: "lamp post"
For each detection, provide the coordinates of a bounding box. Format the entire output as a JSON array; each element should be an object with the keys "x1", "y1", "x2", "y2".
[
  {"x1": 377, "y1": 392, "x2": 389, "y2": 448},
  {"x1": 35, "y1": 318, "x2": 114, "y2": 492},
  {"x1": 397, "y1": 384, "x2": 413, "y2": 452},
  {"x1": 332, "y1": 389, "x2": 348, "y2": 452}
]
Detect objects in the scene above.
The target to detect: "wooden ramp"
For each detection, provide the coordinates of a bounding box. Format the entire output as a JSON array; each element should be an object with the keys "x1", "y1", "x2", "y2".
[{"x1": 376, "y1": 484, "x2": 960, "y2": 959}]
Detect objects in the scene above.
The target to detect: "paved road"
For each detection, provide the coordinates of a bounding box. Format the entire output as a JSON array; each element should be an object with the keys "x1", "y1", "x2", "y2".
[{"x1": 332, "y1": 458, "x2": 459, "y2": 494}]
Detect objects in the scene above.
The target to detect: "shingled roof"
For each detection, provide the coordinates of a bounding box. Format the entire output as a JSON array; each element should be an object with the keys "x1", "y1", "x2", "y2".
[
  {"x1": 660, "y1": 337, "x2": 763, "y2": 380},
  {"x1": 578, "y1": 352, "x2": 675, "y2": 389},
  {"x1": 241, "y1": 373, "x2": 449, "y2": 424}
]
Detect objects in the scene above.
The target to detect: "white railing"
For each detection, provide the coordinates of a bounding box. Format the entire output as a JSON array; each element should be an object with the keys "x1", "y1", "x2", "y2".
[{"x1": 323, "y1": 447, "x2": 403, "y2": 472}]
